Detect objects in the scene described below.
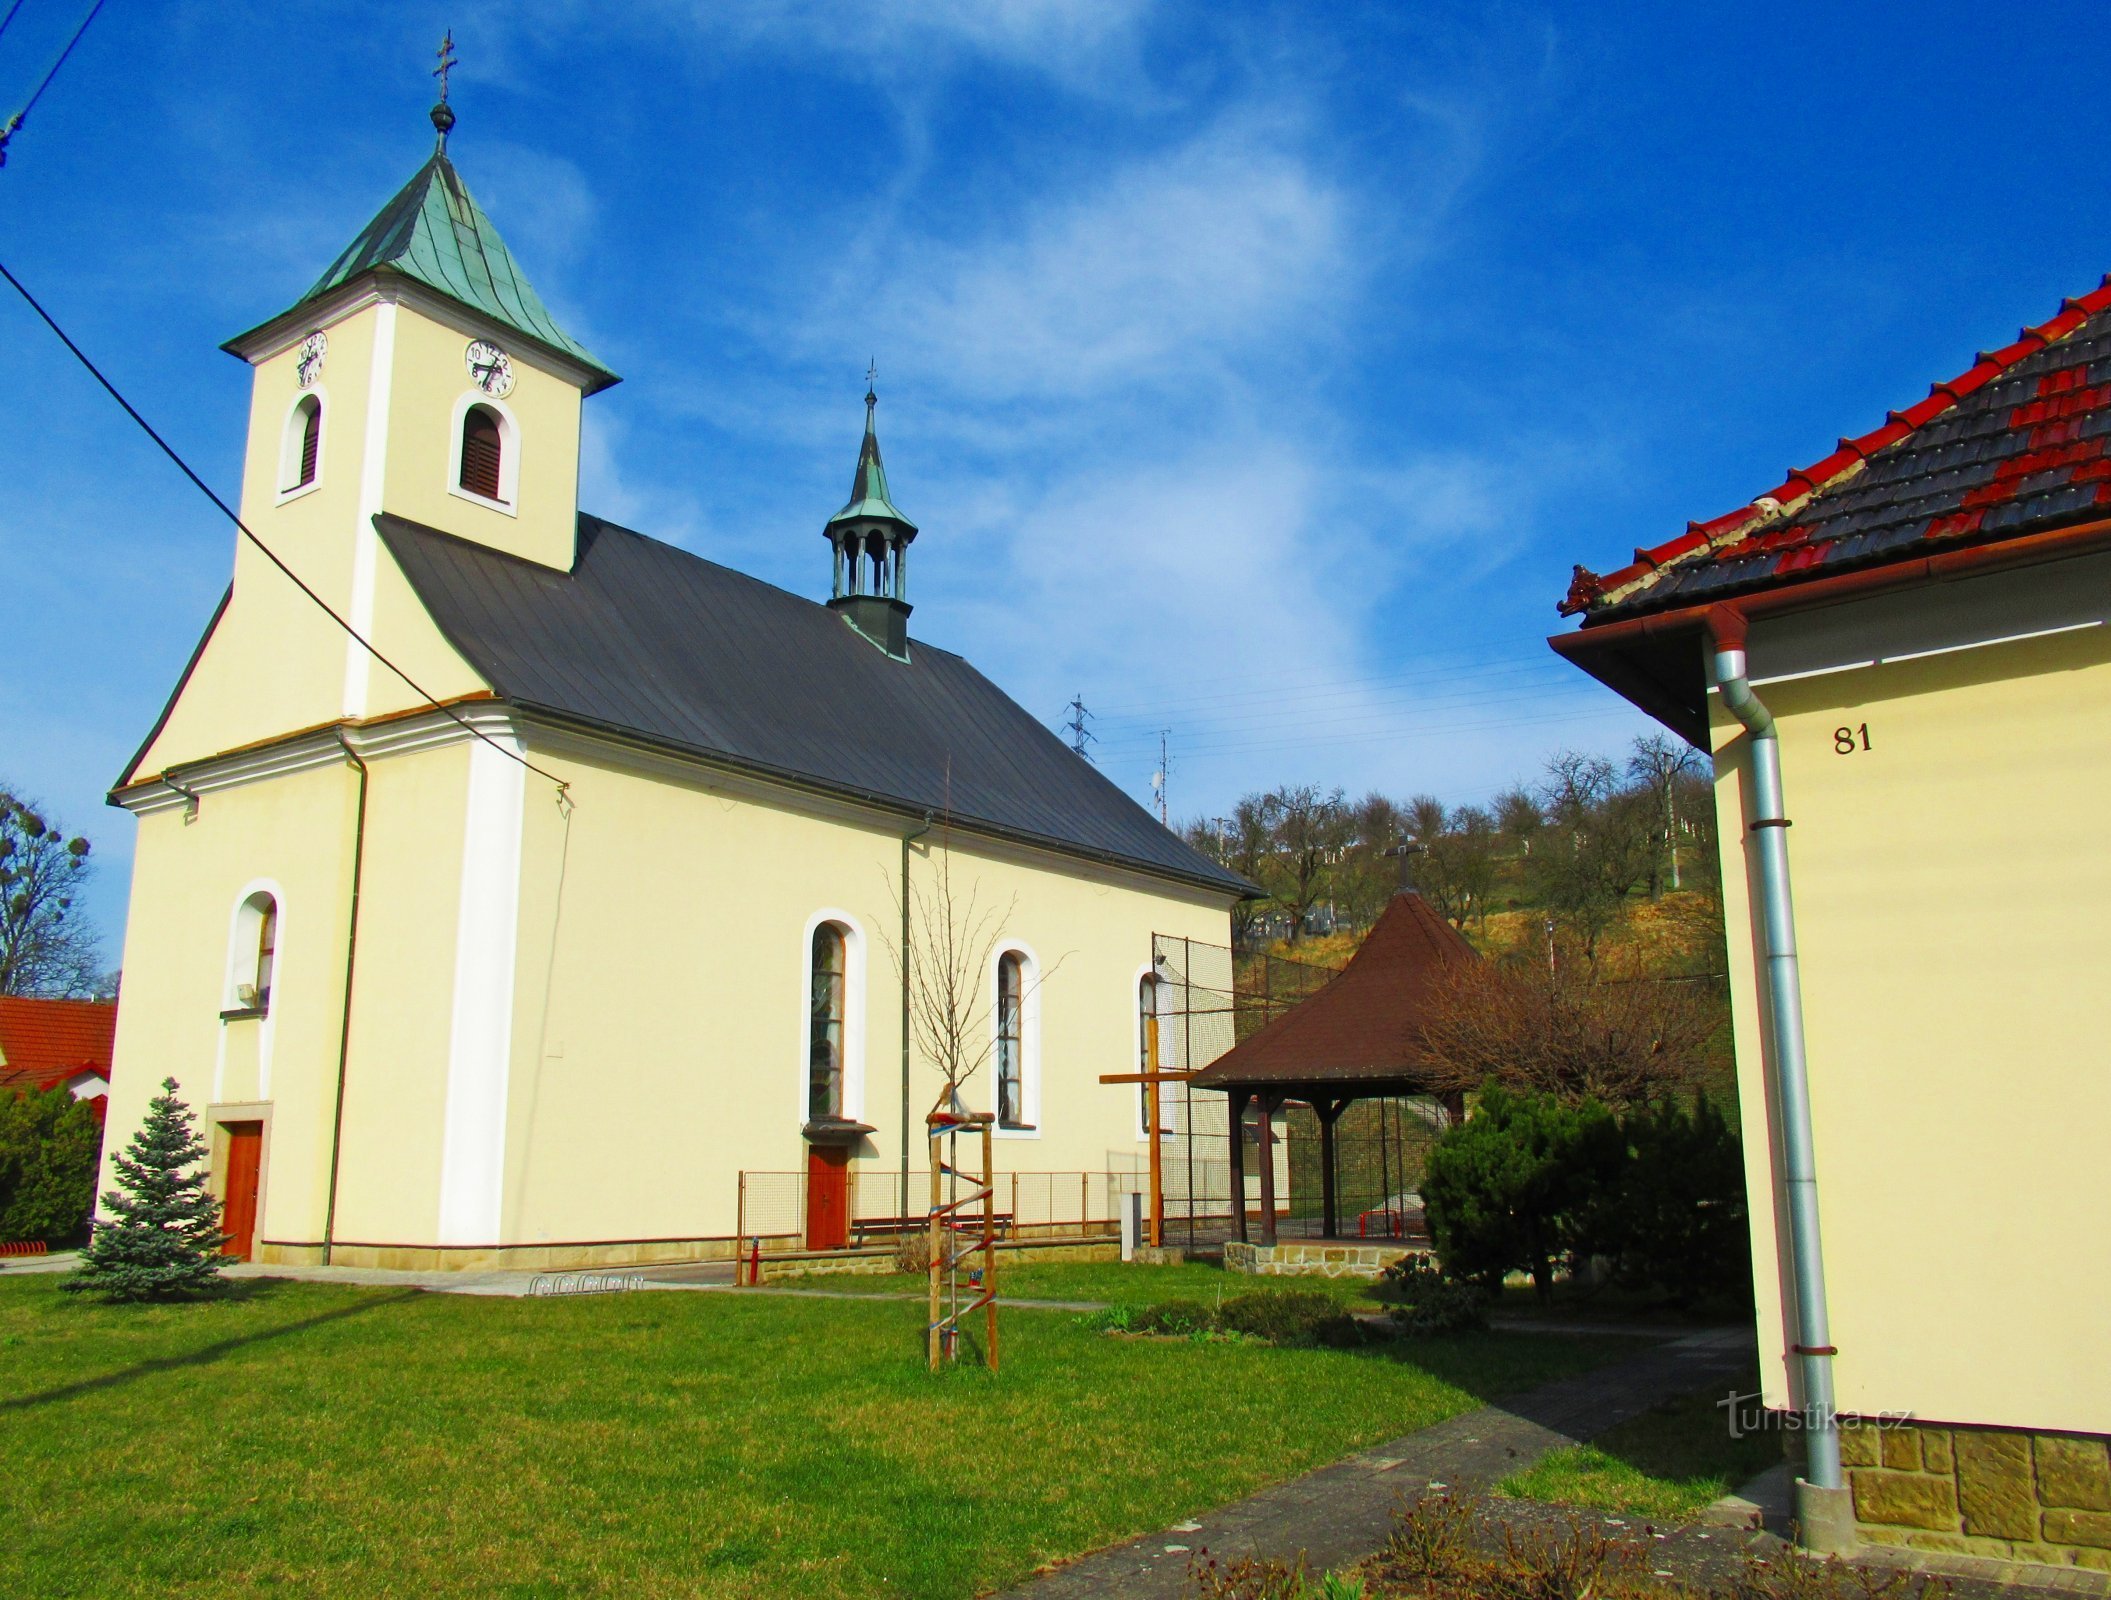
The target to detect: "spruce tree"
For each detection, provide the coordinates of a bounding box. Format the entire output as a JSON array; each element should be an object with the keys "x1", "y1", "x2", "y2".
[{"x1": 64, "y1": 1078, "x2": 225, "y2": 1302}]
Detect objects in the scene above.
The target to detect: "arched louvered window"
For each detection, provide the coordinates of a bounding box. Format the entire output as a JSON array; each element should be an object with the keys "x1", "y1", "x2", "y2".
[
  {"x1": 809, "y1": 923, "x2": 847, "y2": 1120},
  {"x1": 459, "y1": 405, "x2": 504, "y2": 502},
  {"x1": 281, "y1": 395, "x2": 322, "y2": 493},
  {"x1": 295, "y1": 398, "x2": 320, "y2": 488}
]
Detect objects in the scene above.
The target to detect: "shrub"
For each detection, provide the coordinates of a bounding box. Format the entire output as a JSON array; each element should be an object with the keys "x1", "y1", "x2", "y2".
[
  {"x1": 0, "y1": 1086, "x2": 103, "y2": 1245},
  {"x1": 1422, "y1": 1086, "x2": 1624, "y2": 1300},
  {"x1": 1595, "y1": 1094, "x2": 1751, "y2": 1307},
  {"x1": 892, "y1": 1230, "x2": 931, "y2": 1275},
  {"x1": 1215, "y1": 1288, "x2": 1344, "y2": 1346},
  {"x1": 1133, "y1": 1299, "x2": 1216, "y2": 1336},
  {"x1": 1374, "y1": 1253, "x2": 1486, "y2": 1336}
]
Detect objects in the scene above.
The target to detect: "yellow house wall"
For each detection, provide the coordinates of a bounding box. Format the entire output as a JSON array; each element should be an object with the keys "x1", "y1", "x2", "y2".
[
  {"x1": 494, "y1": 741, "x2": 1234, "y2": 1248},
  {"x1": 1715, "y1": 616, "x2": 2111, "y2": 1438}
]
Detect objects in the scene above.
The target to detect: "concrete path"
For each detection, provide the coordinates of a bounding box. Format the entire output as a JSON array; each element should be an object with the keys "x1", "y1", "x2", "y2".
[{"x1": 995, "y1": 1326, "x2": 1755, "y2": 1598}]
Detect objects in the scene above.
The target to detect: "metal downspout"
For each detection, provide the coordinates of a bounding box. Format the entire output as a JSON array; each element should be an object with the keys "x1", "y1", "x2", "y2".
[
  {"x1": 899, "y1": 812, "x2": 934, "y2": 1222},
  {"x1": 322, "y1": 729, "x2": 370, "y2": 1266},
  {"x1": 1707, "y1": 612, "x2": 1842, "y2": 1504}
]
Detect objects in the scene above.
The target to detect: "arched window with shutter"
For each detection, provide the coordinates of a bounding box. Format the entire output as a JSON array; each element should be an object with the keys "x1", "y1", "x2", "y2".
[
  {"x1": 280, "y1": 395, "x2": 323, "y2": 494},
  {"x1": 459, "y1": 404, "x2": 505, "y2": 502}
]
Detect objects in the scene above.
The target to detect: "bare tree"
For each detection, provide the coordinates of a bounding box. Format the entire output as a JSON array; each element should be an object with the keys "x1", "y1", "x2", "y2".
[
  {"x1": 885, "y1": 834, "x2": 1064, "y2": 1106},
  {"x1": 1493, "y1": 786, "x2": 1544, "y2": 856},
  {"x1": 1183, "y1": 796, "x2": 1273, "y2": 947},
  {"x1": 1413, "y1": 948, "x2": 1723, "y2": 1108},
  {"x1": 0, "y1": 785, "x2": 105, "y2": 998},
  {"x1": 1416, "y1": 805, "x2": 1500, "y2": 932},
  {"x1": 1529, "y1": 753, "x2": 1655, "y2": 959},
  {"x1": 1260, "y1": 785, "x2": 1348, "y2": 944},
  {"x1": 1627, "y1": 733, "x2": 1704, "y2": 896}
]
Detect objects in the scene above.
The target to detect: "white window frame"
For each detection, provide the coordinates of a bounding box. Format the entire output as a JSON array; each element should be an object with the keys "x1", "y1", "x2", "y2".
[
  {"x1": 277, "y1": 390, "x2": 327, "y2": 503},
  {"x1": 797, "y1": 908, "x2": 867, "y2": 1125},
  {"x1": 989, "y1": 941, "x2": 1042, "y2": 1140},
  {"x1": 447, "y1": 390, "x2": 521, "y2": 517},
  {"x1": 215, "y1": 880, "x2": 284, "y2": 1102}
]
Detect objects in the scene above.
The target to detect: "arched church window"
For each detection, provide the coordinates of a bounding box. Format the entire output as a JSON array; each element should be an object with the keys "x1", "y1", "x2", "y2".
[
  {"x1": 282, "y1": 395, "x2": 322, "y2": 492},
  {"x1": 996, "y1": 952, "x2": 1024, "y2": 1129},
  {"x1": 1137, "y1": 972, "x2": 1159, "y2": 1133},
  {"x1": 459, "y1": 405, "x2": 505, "y2": 502},
  {"x1": 809, "y1": 922, "x2": 847, "y2": 1119},
  {"x1": 228, "y1": 890, "x2": 279, "y2": 1014}
]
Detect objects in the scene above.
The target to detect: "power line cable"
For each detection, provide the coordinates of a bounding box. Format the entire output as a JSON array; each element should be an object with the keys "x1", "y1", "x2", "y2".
[
  {"x1": 0, "y1": 0, "x2": 105, "y2": 167},
  {"x1": 0, "y1": 257, "x2": 573, "y2": 799},
  {"x1": 0, "y1": 0, "x2": 28, "y2": 45}
]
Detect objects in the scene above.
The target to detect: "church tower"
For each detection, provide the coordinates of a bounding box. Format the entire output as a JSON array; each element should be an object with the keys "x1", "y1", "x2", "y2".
[
  {"x1": 214, "y1": 79, "x2": 618, "y2": 724},
  {"x1": 824, "y1": 381, "x2": 918, "y2": 660}
]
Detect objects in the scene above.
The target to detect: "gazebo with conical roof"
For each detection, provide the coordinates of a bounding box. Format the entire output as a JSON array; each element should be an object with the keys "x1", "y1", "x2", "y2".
[{"x1": 1190, "y1": 890, "x2": 1478, "y2": 1245}]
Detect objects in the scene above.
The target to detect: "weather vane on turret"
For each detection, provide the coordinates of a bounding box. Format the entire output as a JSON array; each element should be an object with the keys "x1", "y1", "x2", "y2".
[{"x1": 431, "y1": 30, "x2": 459, "y2": 150}]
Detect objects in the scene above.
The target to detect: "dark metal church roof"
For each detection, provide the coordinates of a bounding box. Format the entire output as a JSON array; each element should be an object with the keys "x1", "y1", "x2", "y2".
[{"x1": 378, "y1": 513, "x2": 1251, "y2": 898}]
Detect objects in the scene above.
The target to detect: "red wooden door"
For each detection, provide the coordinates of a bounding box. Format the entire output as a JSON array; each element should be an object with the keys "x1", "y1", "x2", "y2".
[
  {"x1": 805, "y1": 1146, "x2": 850, "y2": 1251},
  {"x1": 220, "y1": 1122, "x2": 263, "y2": 1259}
]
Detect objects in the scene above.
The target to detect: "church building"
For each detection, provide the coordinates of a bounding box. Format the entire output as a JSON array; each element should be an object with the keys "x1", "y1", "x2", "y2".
[{"x1": 100, "y1": 101, "x2": 1247, "y2": 1270}]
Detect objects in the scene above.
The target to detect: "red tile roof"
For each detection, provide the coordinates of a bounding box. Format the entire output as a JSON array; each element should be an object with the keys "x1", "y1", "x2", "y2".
[
  {"x1": 1191, "y1": 893, "x2": 1477, "y2": 1088},
  {"x1": 0, "y1": 997, "x2": 117, "y2": 1094},
  {"x1": 1561, "y1": 274, "x2": 2111, "y2": 621}
]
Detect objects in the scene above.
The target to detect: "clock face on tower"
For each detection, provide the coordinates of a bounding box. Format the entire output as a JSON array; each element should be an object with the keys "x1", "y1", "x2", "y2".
[
  {"x1": 465, "y1": 339, "x2": 516, "y2": 399},
  {"x1": 295, "y1": 330, "x2": 328, "y2": 389}
]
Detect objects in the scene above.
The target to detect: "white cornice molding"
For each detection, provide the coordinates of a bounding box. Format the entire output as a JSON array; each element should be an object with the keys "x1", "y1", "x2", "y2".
[
  {"x1": 118, "y1": 706, "x2": 517, "y2": 817},
  {"x1": 227, "y1": 278, "x2": 606, "y2": 395}
]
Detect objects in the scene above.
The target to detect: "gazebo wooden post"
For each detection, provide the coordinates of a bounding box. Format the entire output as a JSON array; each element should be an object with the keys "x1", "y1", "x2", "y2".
[
  {"x1": 1256, "y1": 1092, "x2": 1281, "y2": 1247},
  {"x1": 1316, "y1": 1095, "x2": 1347, "y2": 1240},
  {"x1": 1227, "y1": 1087, "x2": 1250, "y2": 1243}
]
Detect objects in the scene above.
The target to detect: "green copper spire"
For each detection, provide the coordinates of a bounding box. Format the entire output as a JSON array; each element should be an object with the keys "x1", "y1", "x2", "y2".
[
  {"x1": 226, "y1": 130, "x2": 618, "y2": 393},
  {"x1": 826, "y1": 382, "x2": 918, "y2": 536}
]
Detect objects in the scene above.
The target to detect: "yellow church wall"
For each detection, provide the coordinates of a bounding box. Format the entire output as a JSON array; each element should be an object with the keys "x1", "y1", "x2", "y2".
[
  {"x1": 490, "y1": 738, "x2": 1233, "y2": 1250},
  {"x1": 379, "y1": 306, "x2": 583, "y2": 572},
  {"x1": 130, "y1": 297, "x2": 495, "y2": 782},
  {"x1": 320, "y1": 738, "x2": 477, "y2": 1250},
  {"x1": 101, "y1": 760, "x2": 362, "y2": 1251},
  {"x1": 1714, "y1": 616, "x2": 2111, "y2": 1438}
]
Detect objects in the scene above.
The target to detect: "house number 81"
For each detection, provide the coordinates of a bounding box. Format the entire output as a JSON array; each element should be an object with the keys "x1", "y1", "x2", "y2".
[{"x1": 1833, "y1": 724, "x2": 1871, "y2": 754}]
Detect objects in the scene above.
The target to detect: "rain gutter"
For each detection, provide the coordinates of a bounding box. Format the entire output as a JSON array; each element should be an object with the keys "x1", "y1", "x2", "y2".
[
  {"x1": 1704, "y1": 605, "x2": 1849, "y2": 1549},
  {"x1": 321, "y1": 729, "x2": 370, "y2": 1266},
  {"x1": 899, "y1": 812, "x2": 934, "y2": 1222}
]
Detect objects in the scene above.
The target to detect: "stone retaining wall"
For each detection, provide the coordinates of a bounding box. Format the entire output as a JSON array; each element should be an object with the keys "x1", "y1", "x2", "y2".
[
  {"x1": 1842, "y1": 1417, "x2": 2111, "y2": 1573},
  {"x1": 1223, "y1": 1239, "x2": 1417, "y2": 1279}
]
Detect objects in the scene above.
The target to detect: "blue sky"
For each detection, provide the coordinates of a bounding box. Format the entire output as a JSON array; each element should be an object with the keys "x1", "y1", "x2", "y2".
[{"x1": 4, "y1": 0, "x2": 2109, "y2": 965}]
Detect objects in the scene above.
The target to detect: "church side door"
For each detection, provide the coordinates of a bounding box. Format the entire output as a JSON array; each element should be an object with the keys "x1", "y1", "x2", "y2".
[
  {"x1": 805, "y1": 1147, "x2": 850, "y2": 1251},
  {"x1": 219, "y1": 1122, "x2": 264, "y2": 1259}
]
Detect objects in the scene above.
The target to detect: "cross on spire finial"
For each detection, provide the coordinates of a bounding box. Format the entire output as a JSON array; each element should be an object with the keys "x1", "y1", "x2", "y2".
[
  {"x1": 865, "y1": 358, "x2": 878, "y2": 408},
  {"x1": 430, "y1": 31, "x2": 459, "y2": 149}
]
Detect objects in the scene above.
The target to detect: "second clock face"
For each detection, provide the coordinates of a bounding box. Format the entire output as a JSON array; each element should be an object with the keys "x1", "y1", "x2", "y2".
[{"x1": 466, "y1": 339, "x2": 516, "y2": 399}]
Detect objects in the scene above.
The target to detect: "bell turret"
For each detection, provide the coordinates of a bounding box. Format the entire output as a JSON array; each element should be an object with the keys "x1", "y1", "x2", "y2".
[{"x1": 824, "y1": 381, "x2": 917, "y2": 659}]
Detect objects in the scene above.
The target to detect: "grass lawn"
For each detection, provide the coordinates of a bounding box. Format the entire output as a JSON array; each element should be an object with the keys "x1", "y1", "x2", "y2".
[
  {"x1": 0, "y1": 1271, "x2": 1636, "y2": 1598},
  {"x1": 774, "y1": 1257, "x2": 1387, "y2": 1309},
  {"x1": 1495, "y1": 1370, "x2": 1783, "y2": 1523}
]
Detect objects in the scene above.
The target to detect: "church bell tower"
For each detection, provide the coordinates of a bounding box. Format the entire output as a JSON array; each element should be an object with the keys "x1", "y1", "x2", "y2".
[{"x1": 824, "y1": 380, "x2": 917, "y2": 660}]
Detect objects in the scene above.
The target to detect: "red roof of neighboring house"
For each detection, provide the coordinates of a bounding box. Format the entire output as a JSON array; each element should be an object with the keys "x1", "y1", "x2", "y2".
[
  {"x1": 0, "y1": 996, "x2": 117, "y2": 1094},
  {"x1": 1191, "y1": 893, "x2": 1477, "y2": 1088},
  {"x1": 1560, "y1": 274, "x2": 2111, "y2": 622}
]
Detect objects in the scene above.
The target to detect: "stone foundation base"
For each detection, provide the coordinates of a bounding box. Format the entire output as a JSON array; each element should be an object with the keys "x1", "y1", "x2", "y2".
[
  {"x1": 1222, "y1": 1238, "x2": 1419, "y2": 1279},
  {"x1": 255, "y1": 1236, "x2": 741, "y2": 1272},
  {"x1": 1842, "y1": 1416, "x2": 2111, "y2": 1575}
]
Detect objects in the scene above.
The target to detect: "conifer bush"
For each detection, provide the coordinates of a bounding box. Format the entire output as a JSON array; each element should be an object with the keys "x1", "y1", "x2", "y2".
[
  {"x1": 0, "y1": 1085, "x2": 102, "y2": 1244},
  {"x1": 64, "y1": 1078, "x2": 225, "y2": 1302}
]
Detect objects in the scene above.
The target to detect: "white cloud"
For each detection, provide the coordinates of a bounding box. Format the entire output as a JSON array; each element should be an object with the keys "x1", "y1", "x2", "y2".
[{"x1": 861, "y1": 122, "x2": 1350, "y2": 403}]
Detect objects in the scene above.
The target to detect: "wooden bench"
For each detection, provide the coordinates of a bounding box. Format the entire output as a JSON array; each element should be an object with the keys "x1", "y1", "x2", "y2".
[{"x1": 850, "y1": 1213, "x2": 1015, "y2": 1245}]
